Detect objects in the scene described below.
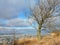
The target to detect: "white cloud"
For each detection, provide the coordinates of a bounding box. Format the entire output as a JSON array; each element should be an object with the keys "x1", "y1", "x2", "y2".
[
  {"x1": 6, "y1": 18, "x2": 31, "y2": 27},
  {"x1": 0, "y1": 17, "x2": 35, "y2": 27}
]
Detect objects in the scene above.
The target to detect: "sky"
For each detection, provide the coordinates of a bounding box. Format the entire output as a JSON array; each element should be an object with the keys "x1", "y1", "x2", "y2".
[
  {"x1": 0, "y1": 0, "x2": 60, "y2": 35},
  {"x1": 0, "y1": 0, "x2": 37, "y2": 35},
  {"x1": 0, "y1": 0, "x2": 36, "y2": 28}
]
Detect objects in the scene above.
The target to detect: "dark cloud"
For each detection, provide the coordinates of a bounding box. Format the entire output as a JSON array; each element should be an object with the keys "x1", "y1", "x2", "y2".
[{"x1": 0, "y1": 0, "x2": 28, "y2": 19}]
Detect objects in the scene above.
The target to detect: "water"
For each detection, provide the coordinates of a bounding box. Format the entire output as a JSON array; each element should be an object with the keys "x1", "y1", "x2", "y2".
[
  {"x1": 0, "y1": 29, "x2": 36, "y2": 35},
  {"x1": 0, "y1": 29, "x2": 48, "y2": 36}
]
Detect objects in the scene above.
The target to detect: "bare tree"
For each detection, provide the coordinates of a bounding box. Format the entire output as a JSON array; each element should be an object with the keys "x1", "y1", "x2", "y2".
[
  {"x1": 45, "y1": 16, "x2": 60, "y2": 35},
  {"x1": 26, "y1": 0, "x2": 60, "y2": 40}
]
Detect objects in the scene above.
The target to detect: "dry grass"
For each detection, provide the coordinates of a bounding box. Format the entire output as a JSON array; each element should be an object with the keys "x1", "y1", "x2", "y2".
[
  {"x1": 14, "y1": 37, "x2": 38, "y2": 45},
  {"x1": 14, "y1": 34, "x2": 60, "y2": 45}
]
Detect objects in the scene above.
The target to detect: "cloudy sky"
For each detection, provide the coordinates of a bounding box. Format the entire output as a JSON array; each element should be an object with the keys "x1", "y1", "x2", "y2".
[
  {"x1": 0, "y1": 0, "x2": 60, "y2": 34},
  {"x1": 0, "y1": 0, "x2": 36, "y2": 28}
]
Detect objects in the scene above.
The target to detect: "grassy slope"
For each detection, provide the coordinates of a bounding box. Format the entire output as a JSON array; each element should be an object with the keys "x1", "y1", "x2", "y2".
[{"x1": 14, "y1": 35, "x2": 60, "y2": 45}]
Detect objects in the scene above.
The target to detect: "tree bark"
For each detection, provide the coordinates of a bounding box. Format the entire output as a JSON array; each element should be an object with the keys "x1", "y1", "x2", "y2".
[{"x1": 37, "y1": 25, "x2": 42, "y2": 40}]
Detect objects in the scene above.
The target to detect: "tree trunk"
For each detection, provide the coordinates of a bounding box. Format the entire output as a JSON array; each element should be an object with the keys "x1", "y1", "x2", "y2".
[{"x1": 37, "y1": 25, "x2": 42, "y2": 40}]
